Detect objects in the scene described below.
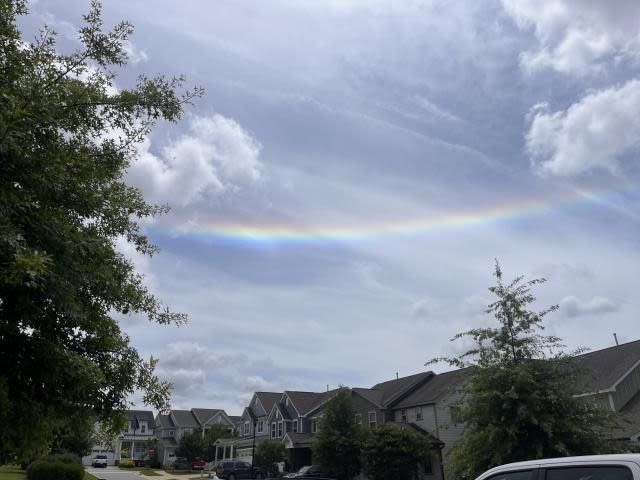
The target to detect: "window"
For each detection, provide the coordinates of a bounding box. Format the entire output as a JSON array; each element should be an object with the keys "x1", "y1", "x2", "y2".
[
  {"x1": 285, "y1": 397, "x2": 289, "y2": 406},
  {"x1": 400, "y1": 409, "x2": 407, "y2": 423},
  {"x1": 368, "y1": 411, "x2": 377, "y2": 428},
  {"x1": 141, "y1": 424, "x2": 146, "y2": 433},
  {"x1": 546, "y1": 466, "x2": 632, "y2": 480},
  {"x1": 293, "y1": 420, "x2": 298, "y2": 433},
  {"x1": 277, "y1": 421, "x2": 283, "y2": 438},
  {"x1": 354, "y1": 414, "x2": 362, "y2": 425},
  {"x1": 416, "y1": 406, "x2": 423, "y2": 421},
  {"x1": 257, "y1": 421, "x2": 264, "y2": 433},
  {"x1": 311, "y1": 419, "x2": 318, "y2": 433},
  {"x1": 271, "y1": 422, "x2": 276, "y2": 439},
  {"x1": 450, "y1": 406, "x2": 463, "y2": 424},
  {"x1": 169, "y1": 430, "x2": 174, "y2": 436},
  {"x1": 244, "y1": 422, "x2": 250, "y2": 435}
]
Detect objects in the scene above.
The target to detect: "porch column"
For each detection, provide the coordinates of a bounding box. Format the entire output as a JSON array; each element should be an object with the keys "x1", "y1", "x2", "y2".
[{"x1": 131, "y1": 441, "x2": 135, "y2": 460}]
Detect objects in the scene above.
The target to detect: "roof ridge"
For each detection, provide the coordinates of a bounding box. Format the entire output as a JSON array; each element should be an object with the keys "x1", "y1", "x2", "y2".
[{"x1": 575, "y1": 339, "x2": 640, "y2": 357}]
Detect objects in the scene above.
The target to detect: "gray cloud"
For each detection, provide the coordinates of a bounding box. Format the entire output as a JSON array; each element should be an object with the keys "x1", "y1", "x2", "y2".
[{"x1": 560, "y1": 296, "x2": 620, "y2": 318}]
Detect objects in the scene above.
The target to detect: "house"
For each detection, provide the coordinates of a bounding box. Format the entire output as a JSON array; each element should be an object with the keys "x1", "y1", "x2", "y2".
[{"x1": 155, "y1": 408, "x2": 238, "y2": 465}]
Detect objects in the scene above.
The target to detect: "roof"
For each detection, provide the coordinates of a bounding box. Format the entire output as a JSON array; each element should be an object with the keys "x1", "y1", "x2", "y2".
[
  {"x1": 155, "y1": 414, "x2": 174, "y2": 429},
  {"x1": 400, "y1": 422, "x2": 444, "y2": 447},
  {"x1": 191, "y1": 408, "x2": 223, "y2": 425},
  {"x1": 372, "y1": 371, "x2": 434, "y2": 406},
  {"x1": 304, "y1": 388, "x2": 343, "y2": 416},
  {"x1": 285, "y1": 391, "x2": 327, "y2": 415},
  {"x1": 573, "y1": 340, "x2": 640, "y2": 392},
  {"x1": 171, "y1": 409, "x2": 200, "y2": 427},
  {"x1": 228, "y1": 416, "x2": 241, "y2": 424},
  {"x1": 254, "y1": 392, "x2": 283, "y2": 417},
  {"x1": 126, "y1": 410, "x2": 156, "y2": 429},
  {"x1": 352, "y1": 388, "x2": 385, "y2": 408},
  {"x1": 284, "y1": 432, "x2": 314, "y2": 447},
  {"x1": 393, "y1": 369, "x2": 467, "y2": 409}
]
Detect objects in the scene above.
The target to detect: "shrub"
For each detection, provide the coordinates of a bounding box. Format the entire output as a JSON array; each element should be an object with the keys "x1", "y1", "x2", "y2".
[
  {"x1": 119, "y1": 459, "x2": 135, "y2": 468},
  {"x1": 44, "y1": 453, "x2": 81, "y2": 464},
  {"x1": 26, "y1": 460, "x2": 84, "y2": 480}
]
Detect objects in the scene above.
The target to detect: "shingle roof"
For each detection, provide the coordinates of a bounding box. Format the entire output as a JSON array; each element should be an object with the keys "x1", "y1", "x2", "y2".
[
  {"x1": 191, "y1": 408, "x2": 223, "y2": 425},
  {"x1": 254, "y1": 392, "x2": 282, "y2": 417},
  {"x1": 400, "y1": 422, "x2": 444, "y2": 446},
  {"x1": 155, "y1": 413, "x2": 174, "y2": 429},
  {"x1": 573, "y1": 340, "x2": 640, "y2": 392},
  {"x1": 392, "y1": 369, "x2": 466, "y2": 409},
  {"x1": 171, "y1": 409, "x2": 200, "y2": 427},
  {"x1": 284, "y1": 432, "x2": 314, "y2": 447},
  {"x1": 372, "y1": 371, "x2": 434, "y2": 406},
  {"x1": 126, "y1": 410, "x2": 156, "y2": 429},
  {"x1": 228, "y1": 416, "x2": 241, "y2": 424},
  {"x1": 352, "y1": 388, "x2": 385, "y2": 408},
  {"x1": 285, "y1": 391, "x2": 327, "y2": 416}
]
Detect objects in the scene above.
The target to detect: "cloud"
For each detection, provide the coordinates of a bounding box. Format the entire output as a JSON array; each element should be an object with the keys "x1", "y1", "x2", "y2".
[
  {"x1": 127, "y1": 114, "x2": 262, "y2": 206},
  {"x1": 525, "y1": 80, "x2": 640, "y2": 176},
  {"x1": 560, "y1": 295, "x2": 619, "y2": 318},
  {"x1": 501, "y1": 0, "x2": 640, "y2": 75},
  {"x1": 413, "y1": 96, "x2": 462, "y2": 123},
  {"x1": 411, "y1": 297, "x2": 439, "y2": 319},
  {"x1": 122, "y1": 40, "x2": 148, "y2": 64}
]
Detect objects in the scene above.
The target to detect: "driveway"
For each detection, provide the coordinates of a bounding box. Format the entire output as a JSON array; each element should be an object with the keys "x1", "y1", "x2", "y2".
[{"x1": 85, "y1": 466, "x2": 143, "y2": 480}]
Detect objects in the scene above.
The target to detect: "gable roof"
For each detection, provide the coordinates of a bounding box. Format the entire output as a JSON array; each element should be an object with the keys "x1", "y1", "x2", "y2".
[
  {"x1": 126, "y1": 410, "x2": 156, "y2": 429},
  {"x1": 352, "y1": 387, "x2": 385, "y2": 408},
  {"x1": 372, "y1": 371, "x2": 434, "y2": 406},
  {"x1": 254, "y1": 392, "x2": 282, "y2": 417},
  {"x1": 171, "y1": 409, "x2": 200, "y2": 428},
  {"x1": 285, "y1": 391, "x2": 326, "y2": 416},
  {"x1": 573, "y1": 339, "x2": 640, "y2": 393},
  {"x1": 191, "y1": 408, "x2": 224, "y2": 425},
  {"x1": 393, "y1": 369, "x2": 467, "y2": 409},
  {"x1": 155, "y1": 413, "x2": 174, "y2": 429}
]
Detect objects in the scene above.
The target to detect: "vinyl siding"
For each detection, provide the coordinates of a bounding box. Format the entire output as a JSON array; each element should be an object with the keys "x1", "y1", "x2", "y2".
[{"x1": 612, "y1": 364, "x2": 640, "y2": 410}]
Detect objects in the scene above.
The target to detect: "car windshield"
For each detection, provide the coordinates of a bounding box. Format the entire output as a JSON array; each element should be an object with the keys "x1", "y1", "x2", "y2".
[{"x1": 96, "y1": 455, "x2": 107, "y2": 459}]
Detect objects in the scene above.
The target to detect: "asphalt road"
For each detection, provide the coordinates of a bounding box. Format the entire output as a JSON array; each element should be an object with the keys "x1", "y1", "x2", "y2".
[{"x1": 85, "y1": 466, "x2": 144, "y2": 480}]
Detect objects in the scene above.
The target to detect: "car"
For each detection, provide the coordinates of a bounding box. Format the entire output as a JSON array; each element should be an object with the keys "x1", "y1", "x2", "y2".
[
  {"x1": 171, "y1": 457, "x2": 191, "y2": 470},
  {"x1": 192, "y1": 458, "x2": 206, "y2": 470},
  {"x1": 475, "y1": 454, "x2": 640, "y2": 480},
  {"x1": 91, "y1": 454, "x2": 108, "y2": 468},
  {"x1": 215, "y1": 461, "x2": 265, "y2": 479},
  {"x1": 284, "y1": 465, "x2": 325, "y2": 478}
]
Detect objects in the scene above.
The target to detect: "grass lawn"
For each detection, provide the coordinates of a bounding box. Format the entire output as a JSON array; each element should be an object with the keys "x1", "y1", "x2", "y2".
[
  {"x1": 84, "y1": 471, "x2": 98, "y2": 480},
  {"x1": 0, "y1": 466, "x2": 24, "y2": 480}
]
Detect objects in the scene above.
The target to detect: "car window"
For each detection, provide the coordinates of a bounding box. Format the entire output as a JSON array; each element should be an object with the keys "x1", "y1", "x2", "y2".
[
  {"x1": 488, "y1": 469, "x2": 536, "y2": 480},
  {"x1": 546, "y1": 466, "x2": 633, "y2": 480}
]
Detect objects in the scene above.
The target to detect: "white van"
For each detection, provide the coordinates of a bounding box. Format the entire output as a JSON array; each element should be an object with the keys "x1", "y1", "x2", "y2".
[{"x1": 476, "y1": 455, "x2": 640, "y2": 480}]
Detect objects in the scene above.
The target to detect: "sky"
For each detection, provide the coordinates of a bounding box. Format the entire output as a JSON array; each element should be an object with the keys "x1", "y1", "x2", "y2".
[{"x1": 19, "y1": 0, "x2": 640, "y2": 414}]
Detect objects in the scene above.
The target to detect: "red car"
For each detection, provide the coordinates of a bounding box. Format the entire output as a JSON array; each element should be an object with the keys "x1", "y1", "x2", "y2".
[{"x1": 192, "y1": 459, "x2": 206, "y2": 470}]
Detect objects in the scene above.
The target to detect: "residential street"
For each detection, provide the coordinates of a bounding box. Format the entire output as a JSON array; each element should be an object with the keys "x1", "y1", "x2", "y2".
[{"x1": 85, "y1": 467, "x2": 144, "y2": 480}]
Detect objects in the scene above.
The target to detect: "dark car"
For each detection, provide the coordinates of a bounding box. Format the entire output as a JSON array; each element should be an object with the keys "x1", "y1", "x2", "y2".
[
  {"x1": 215, "y1": 461, "x2": 264, "y2": 479},
  {"x1": 171, "y1": 457, "x2": 191, "y2": 470},
  {"x1": 285, "y1": 465, "x2": 324, "y2": 478}
]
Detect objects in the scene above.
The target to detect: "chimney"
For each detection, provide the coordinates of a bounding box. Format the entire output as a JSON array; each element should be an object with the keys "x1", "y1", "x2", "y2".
[
  {"x1": 396, "y1": 372, "x2": 399, "y2": 380},
  {"x1": 614, "y1": 333, "x2": 619, "y2": 346}
]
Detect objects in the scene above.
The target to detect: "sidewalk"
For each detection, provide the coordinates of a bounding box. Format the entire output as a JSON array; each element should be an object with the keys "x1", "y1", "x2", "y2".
[{"x1": 138, "y1": 471, "x2": 220, "y2": 480}]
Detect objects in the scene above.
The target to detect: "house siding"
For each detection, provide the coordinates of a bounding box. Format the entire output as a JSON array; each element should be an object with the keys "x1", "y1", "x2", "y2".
[
  {"x1": 351, "y1": 393, "x2": 385, "y2": 429},
  {"x1": 612, "y1": 364, "x2": 640, "y2": 410}
]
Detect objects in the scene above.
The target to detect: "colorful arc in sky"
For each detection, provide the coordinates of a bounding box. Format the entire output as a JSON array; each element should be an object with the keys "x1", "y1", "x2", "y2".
[{"x1": 175, "y1": 184, "x2": 639, "y2": 244}]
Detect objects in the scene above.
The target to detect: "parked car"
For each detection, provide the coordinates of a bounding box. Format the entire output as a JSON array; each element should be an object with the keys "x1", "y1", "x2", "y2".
[
  {"x1": 284, "y1": 465, "x2": 324, "y2": 478},
  {"x1": 475, "y1": 454, "x2": 639, "y2": 480},
  {"x1": 171, "y1": 457, "x2": 191, "y2": 470},
  {"x1": 215, "y1": 461, "x2": 265, "y2": 479},
  {"x1": 192, "y1": 458, "x2": 206, "y2": 470},
  {"x1": 91, "y1": 454, "x2": 108, "y2": 468}
]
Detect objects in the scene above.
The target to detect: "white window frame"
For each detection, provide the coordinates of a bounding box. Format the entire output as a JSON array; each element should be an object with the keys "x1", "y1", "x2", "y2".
[
  {"x1": 277, "y1": 421, "x2": 283, "y2": 438},
  {"x1": 368, "y1": 411, "x2": 377, "y2": 428},
  {"x1": 311, "y1": 418, "x2": 318, "y2": 433},
  {"x1": 257, "y1": 421, "x2": 264, "y2": 434},
  {"x1": 141, "y1": 424, "x2": 147, "y2": 433},
  {"x1": 400, "y1": 409, "x2": 407, "y2": 423},
  {"x1": 244, "y1": 422, "x2": 250, "y2": 435},
  {"x1": 271, "y1": 422, "x2": 276, "y2": 439},
  {"x1": 293, "y1": 420, "x2": 298, "y2": 433},
  {"x1": 416, "y1": 406, "x2": 423, "y2": 421},
  {"x1": 354, "y1": 413, "x2": 362, "y2": 425}
]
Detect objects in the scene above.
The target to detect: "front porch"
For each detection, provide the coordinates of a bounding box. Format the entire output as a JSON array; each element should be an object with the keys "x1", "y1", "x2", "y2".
[{"x1": 283, "y1": 433, "x2": 313, "y2": 471}]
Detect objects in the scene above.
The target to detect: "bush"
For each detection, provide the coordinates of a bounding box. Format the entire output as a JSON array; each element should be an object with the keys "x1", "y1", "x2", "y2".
[
  {"x1": 119, "y1": 459, "x2": 135, "y2": 468},
  {"x1": 26, "y1": 460, "x2": 84, "y2": 480},
  {"x1": 44, "y1": 453, "x2": 81, "y2": 464}
]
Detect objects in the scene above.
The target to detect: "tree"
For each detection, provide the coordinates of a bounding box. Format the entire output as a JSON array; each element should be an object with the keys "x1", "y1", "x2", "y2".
[
  {"x1": 175, "y1": 430, "x2": 203, "y2": 462},
  {"x1": 203, "y1": 425, "x2": 232, "y2": 462},
  {"x1": 361, "y1": 423, "x2": 433, "y2": 480},
  {"x1": 50, "y1": 416, "x2": 95, "y2": 458},
  {"x1": 0, "y1": 0, "x2": 202, "y2": 463},
  {"x1": 312, "y1": 388, "x2": 363, "y2": 480},
  {"x1": 430, "y1": 261, "x2": 622, "y2": 479},
  {"x1": 253, "y1": 440, "x2": 286, "y2": 478}
]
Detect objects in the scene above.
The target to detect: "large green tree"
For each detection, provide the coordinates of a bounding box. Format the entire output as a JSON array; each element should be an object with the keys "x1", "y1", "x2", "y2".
[
  {"x1": 361, "y1": 423, "x2": 433, "y2": 480},
  {"x1": 430, "y1": 262, "x2": 622, "y2": 479},
  {"x1": 203, "y1": 425, "x2": 232, "y2": 462},
  {"x1": 312, "y1": 388, "x2": 363, "y2": 480},
  {"x1": 0, "y1": 0, "x2": 202, "y2": 462},
  {"x1": 175, "y1": 430, "x2": 203, "y2": 462}
]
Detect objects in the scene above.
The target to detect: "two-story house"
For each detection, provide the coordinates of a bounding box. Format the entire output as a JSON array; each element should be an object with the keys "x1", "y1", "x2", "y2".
[{"x1": 155, "y1": 408, "x2": 238, "y2": 465}]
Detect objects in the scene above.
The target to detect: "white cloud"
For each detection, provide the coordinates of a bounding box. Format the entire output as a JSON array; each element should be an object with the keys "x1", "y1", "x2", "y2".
[
  {"x1": 127, "y1": 114, "x2": 262, "y2": 206},
  {"x1": 411, "y1": 297, "x2": 439, "y2": 319},
  {"x1": 413, "y1": 96, "x2": 461, "y2": 123},
  {"x1": 560, "y1": 295, "x2": 619, "y2": 318},
  {"x1": 122, "y1": 40, "x2": 148, "y2": 65},
  {"x1": 502, "y1": 0, "x2": 640, "y2": 75},
  {"x1": 525, "y1": 80, "x2": 640, "y2": 176}
]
